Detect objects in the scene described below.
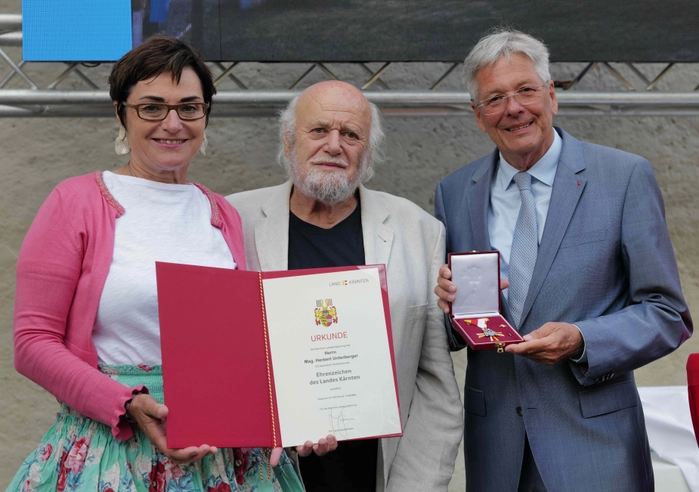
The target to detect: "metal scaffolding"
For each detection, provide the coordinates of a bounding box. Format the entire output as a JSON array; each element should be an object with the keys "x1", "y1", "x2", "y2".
[{"x1": 2, "y1": 14, "x2": 699, "y2": 117}]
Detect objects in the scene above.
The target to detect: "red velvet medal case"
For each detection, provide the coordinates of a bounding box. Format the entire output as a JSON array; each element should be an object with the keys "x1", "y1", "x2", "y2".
[{"x1": 448, "y1": 251, "x2": 523, "y2": 352}]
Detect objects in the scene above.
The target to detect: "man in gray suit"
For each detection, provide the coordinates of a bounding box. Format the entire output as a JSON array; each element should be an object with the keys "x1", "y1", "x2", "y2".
[
  {"x1": 435, "y1": 29, "x2": 692, "y2": 491},
  {"x1": 227, "y1": 80, "x2": 462, "y2": 491}
]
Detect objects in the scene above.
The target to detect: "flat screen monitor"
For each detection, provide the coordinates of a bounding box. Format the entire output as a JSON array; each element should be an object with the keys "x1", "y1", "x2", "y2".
[{"x1": 22, "y1": 0, "x2": 699, "y2": 62}]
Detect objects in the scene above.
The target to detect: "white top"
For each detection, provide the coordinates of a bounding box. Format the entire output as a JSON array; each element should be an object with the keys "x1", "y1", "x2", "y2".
[{"x1": 93, "y1": 171, "x2": 236, "y2": 365}]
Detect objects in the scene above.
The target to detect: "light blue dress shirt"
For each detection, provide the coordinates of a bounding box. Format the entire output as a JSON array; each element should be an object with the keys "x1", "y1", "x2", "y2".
[
  {"x1": 488, "y1": 129, "x2": 562, "y2": 294},
  {"x1": 487, "y1": 130, "x2": 587, "y2": 363}
]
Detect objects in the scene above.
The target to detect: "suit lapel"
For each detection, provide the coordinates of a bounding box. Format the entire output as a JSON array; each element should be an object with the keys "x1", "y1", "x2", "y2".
[
  {"x1": 468, "y1": 151, "x2": 497, "y2": 251},
  {"x1": 520, "y1": 129, "x2": 587, "y2": 328},
  {"x1": 359, "y1": 187, "x2": 394, "y2": 477},
  {"x1": 359, "y1": 186, "x2": 393, "y2": 266},
  {"x1": 255, "y1": 181, "x2": 293, "y2": 271}
]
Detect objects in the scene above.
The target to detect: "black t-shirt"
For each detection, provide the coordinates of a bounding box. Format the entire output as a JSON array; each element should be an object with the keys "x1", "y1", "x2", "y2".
[
  {"x1": 288, "y1": 204, "x2": 366, "y2": 269},
  {"x1": 288, "y1": 202, "x2": 378, "y2": 492}
]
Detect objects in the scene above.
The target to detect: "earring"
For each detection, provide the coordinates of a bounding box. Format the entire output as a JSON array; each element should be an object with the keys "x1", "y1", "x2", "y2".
[
  {"x1": 114, "y1": 126, "x2": 130, "y2": 155},
  {"x1": 199, "y1": 132, "x2": 208, "y2": 156}
]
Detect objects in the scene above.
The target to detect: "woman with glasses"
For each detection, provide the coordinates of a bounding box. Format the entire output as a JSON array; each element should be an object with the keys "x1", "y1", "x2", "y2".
[{"x1": 9, "y1": 35, "x2": 303, "y2": 492}]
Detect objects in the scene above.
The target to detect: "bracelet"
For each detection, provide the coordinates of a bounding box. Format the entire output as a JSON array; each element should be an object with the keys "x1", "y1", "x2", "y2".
[{"x1": 123, "y1": 394, "x2": 140, "y2": 427}]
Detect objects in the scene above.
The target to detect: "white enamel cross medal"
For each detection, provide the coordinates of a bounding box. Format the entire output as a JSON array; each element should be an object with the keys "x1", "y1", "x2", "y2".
[{"x1": 475, "y1": 317, "x2": 504, "y2": 341}]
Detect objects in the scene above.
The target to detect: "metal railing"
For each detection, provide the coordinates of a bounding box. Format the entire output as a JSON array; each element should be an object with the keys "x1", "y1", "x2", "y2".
[{"x1": 2, "y1": 14, "x2": 699, "y2": 117}]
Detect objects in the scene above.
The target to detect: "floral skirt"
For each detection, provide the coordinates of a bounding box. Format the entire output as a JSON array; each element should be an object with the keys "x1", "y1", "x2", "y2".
[{"x1": 7, "y1": 365, "x2": 303, "y2": 492}]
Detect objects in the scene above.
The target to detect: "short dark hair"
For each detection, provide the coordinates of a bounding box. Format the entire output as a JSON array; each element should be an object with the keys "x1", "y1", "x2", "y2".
[{"x1": 109, "y1": 35, "x2": 216, "y2": 126}]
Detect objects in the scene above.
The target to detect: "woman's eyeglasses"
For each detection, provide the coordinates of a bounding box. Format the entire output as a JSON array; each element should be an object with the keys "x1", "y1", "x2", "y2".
[{"x1": 122, "y1": 102, "x2": 209, "y2": 121}]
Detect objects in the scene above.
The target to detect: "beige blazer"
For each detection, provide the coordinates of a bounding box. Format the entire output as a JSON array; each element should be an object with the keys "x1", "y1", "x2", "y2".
[{"x1": 227, "y1": 181, "x2": 463, "y2": 491}]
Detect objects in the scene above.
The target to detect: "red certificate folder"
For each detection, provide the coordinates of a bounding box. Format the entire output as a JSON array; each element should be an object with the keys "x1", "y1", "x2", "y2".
[
  {"x1": 448, "y1": 251, "x2": 523, "y2": 352},
  {"x1": 156, "y1": 262, "x2": 402, "y2": 449}
]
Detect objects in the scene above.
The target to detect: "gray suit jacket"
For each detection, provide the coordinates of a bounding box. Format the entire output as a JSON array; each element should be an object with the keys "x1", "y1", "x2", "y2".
[
  {"x1": 435, "y1": 128, "x2": 692, "y2": 492},
  {"x1": 228, "y1": 181, "x2": 463, "y2": 491}
]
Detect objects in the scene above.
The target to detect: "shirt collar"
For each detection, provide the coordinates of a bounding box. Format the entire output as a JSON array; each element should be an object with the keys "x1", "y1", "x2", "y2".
[{"x1": 496, "y1": 129, "x2": 562, "y2": 190}]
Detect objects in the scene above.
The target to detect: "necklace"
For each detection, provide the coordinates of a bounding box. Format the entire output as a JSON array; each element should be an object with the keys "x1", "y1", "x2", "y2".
[{"x1": 126, "y1": 162, "x2": 134, "y2": 177}]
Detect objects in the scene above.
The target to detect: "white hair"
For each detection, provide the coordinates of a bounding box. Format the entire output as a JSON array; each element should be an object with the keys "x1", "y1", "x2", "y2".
[
  {"x1": 463, "y1": 28, "x2": 550, "y2": 102},
  {"x1": 276, "y1": 91, "x2": 385, "y2": 182}
]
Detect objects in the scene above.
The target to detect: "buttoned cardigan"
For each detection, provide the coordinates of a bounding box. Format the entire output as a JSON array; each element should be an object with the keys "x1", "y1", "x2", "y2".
[{"x1": 13, "y1": 171, "x2": 246, "y2": 440}]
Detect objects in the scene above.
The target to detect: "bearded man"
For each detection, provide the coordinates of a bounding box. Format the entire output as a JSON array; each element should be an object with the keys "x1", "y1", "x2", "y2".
[{"x1": 227, "y1": 81, "x2": 462, "y2": 492}]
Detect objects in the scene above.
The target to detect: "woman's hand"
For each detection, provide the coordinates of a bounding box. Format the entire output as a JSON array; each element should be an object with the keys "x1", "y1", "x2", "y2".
[
  {"x1": 270, "y1": 447, "x2": 283, "y2": 466},
  {"x1": 127, "y1": 393, "x2": 217, "y2": 463}
]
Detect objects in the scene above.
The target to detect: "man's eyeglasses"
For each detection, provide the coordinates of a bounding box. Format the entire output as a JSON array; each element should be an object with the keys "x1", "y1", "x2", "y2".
[
  {"x1": 473, "y1": 82, "x2": 550, "y2": 116},
  {"x1": 122, "y1": 102, "x2": 210, "y2": 121}
]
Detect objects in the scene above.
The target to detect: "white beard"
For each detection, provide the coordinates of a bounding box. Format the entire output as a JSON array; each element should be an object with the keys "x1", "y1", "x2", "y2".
[{"x1": 289, "y1": 152, "x2": 367, "y2": 205}]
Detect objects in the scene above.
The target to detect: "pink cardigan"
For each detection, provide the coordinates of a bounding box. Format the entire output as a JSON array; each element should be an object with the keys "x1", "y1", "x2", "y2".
[{"x1": 14, "y1": 172, "x2": 246, "y2": 440}]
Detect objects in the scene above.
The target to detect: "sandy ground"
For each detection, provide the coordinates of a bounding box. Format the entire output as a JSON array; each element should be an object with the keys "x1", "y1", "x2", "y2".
[{"x1": 1, "y1": 1, "x2": 698, "y2": 489}]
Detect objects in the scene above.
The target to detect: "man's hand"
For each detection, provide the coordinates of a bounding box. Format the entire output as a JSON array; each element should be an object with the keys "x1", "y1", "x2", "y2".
[
  {"x1": 435, "y1": 264, "x2": 509, "y2": 314},
  {"x1": 505, "y1": 322, "x2": 583, "y2": 365},
  {"x1": 127, "y1": 393, "x2": 217, "y2": 463},
  {"x1": 435, "y1": 264, "x2": 456, "y2": 313},
  {"x1": 296, "y1": 435, "x2": 338, "y2": 458}
]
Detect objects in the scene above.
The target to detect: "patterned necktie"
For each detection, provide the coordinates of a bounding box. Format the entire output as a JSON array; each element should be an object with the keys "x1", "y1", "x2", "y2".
[{"x1": 508, "y1": 172, "x2": 538, "y2": 328}]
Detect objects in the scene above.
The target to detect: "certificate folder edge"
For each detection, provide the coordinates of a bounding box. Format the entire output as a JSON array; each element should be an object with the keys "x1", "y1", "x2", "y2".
[
  {"x1": 157, "y1": 262, "x2": 402, "y2": 448},
  {"x1": 157, "y1": 262, "x2": 282, "y2": 448}
]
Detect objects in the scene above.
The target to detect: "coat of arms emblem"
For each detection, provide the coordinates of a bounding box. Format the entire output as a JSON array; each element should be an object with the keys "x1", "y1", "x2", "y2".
[{"x1": 315, "y1": 298, "x2": 338, "y2": 327}]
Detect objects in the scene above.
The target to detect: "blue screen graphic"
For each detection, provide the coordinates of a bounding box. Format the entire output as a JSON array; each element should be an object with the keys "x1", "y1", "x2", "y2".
[{"x1": 23, "y1": 0, "x2": 132, "y2": 61}]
